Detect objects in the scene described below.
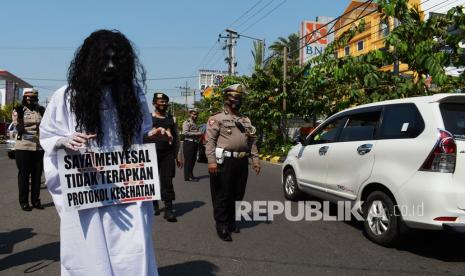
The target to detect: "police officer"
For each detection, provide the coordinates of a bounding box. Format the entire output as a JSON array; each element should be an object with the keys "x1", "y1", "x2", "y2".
[
  {"x1": 147, "y1": 92, "x2": 182, "y2": 222},
  {"x1": 182, "y1": 108, "x2": 202, "y2": 182},
  {"x1": 15, "y1": 88, "x2": 45, "y2": 211},
  {"x1": 206, "y1": 84, "x2": 261, "y2": 242}
]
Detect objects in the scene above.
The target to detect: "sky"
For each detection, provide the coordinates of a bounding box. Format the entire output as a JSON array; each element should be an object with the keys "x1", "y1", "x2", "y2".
[
  {"x1": 0, "y1": 0, "x2": 347, "y2": 105},
  {"x1": 1, "y1": 0, "x2": 462, "y2": 106}
]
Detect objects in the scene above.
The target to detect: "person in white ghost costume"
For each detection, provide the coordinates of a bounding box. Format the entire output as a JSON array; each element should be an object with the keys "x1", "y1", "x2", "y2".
[{"x1": 40, "y1": 30, "x2": 166, "y2": 276}]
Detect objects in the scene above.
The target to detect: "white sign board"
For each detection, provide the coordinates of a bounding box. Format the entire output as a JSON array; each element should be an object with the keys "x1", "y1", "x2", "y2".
[
  {"x1": 58, "y1": 144, "x2": 160, "y2": 211},
  {"x1": 299, "y1": 21, "x2": 333, "y2": 66}
]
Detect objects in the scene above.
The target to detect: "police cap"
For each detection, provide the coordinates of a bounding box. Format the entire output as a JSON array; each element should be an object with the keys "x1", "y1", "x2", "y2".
[
  {"x1": 153, "y1": 92, "x2": 169, "y2": 102},
  {"x1": 188, "y1": 108, "x2": 199, "y2": 114},
  {"x1": 222, "y1": 84, "x2": 247, "y2": 96},
  {"x1": 23, "y1": 88, "x2": 39, "y2": 98}
]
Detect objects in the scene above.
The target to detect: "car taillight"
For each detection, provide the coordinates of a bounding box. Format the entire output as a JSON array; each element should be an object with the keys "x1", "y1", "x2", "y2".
[{"x1": 420, "y1": 130, "x2": 456, "y2": 173}]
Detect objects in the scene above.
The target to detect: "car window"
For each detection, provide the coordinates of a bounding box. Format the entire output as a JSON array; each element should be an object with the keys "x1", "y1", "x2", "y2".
[
  {"x1": 339, "y1": 111, "x2": 381, "y2": 142},
  {"x1": 379, "y1": 104, "x2": 424, "y2": 139},
  {"x1": 308, "y1": 117, "x2": 347, "y2": 144},
  {"x1": 440, "y1": 102, "x2": 465, "y2": 140}
]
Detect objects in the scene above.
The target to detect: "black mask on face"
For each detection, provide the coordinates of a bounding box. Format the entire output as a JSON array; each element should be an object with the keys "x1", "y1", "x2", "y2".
[
  {"x1": 226, "y1": 95, "x2": 243, "y2": 111},
  {"x1": 102, "y1": 48, "x2": 117, "y2": 84},
  {"x1": 23, "y1": 96, "x2": 37, "y2": 109}
]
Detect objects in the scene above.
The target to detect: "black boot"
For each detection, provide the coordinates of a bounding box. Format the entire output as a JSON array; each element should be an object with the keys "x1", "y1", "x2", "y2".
[
  {"x1": 216, "y1": 224, "x2": 232, "y2": 242},
  {"x1": 153, "y1": 201, "x2": 160, "y2": 216},
  {"x1": 164, "y1": 201, "x2": 177, "y2": 222},
  {"x1": 228, "y1": 222, "x2": 240, "y2": 233}
]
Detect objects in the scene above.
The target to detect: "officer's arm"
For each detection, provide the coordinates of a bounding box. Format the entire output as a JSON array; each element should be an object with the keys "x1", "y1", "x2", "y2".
[
  {"x1": 182, "y1": 121, "x2": 202, "y2": 137},
  {"x1": 249, "y1": 134, "x2": 260, "y2": 166},
  {"x1": 206, "y1": 117, "x2": 220, "y2": 164},
  {"x1": 173, "y1": 122, "x2": 180, "y2": 157}
]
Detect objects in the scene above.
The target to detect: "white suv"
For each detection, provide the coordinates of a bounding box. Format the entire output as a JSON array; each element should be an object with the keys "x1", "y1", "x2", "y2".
[{"x1": 282, "y1": 94, "x2": 465, "y2": 245}]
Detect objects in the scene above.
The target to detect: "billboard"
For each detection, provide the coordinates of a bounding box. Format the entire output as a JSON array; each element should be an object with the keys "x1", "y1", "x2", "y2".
[{"x1": 299, "y1": 19, "x2": 334, "y2": 66}]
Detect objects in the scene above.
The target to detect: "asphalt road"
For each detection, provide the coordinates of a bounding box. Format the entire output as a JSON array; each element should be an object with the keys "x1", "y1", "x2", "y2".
[{"x1": 0, "y1": 145, "x2": 465, "y2": 275}]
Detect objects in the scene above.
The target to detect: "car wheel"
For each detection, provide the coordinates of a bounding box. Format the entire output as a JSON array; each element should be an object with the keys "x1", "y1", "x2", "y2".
[
  {"x1": 283, "y1": 169, "x2": 301, "y2": 201},
  {"x1": 8, "y1": 151, "x2": 15, "y2": 159},
  {"x1": 362, "y1": 191, "x2": 399, "y2": 246}
]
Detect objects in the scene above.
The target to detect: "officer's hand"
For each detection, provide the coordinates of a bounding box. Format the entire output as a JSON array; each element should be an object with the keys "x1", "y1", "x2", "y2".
[
  {"x1": 176, "y1": 157, "x2": 183, "y2": 168},
  {"x1": 148, "y1": 127, "x2": 171, "y2": 141},
  {"x1": 253, "y1": 163, "x2": 261, "y2": 175},
  {"x1": 208, "y1": 163, "x2": 218, "y2": 175}
]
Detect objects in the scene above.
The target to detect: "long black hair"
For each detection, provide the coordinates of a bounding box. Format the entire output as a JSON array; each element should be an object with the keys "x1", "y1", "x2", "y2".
[{"x1": 66, "y1": 29, "x2": 146, "y2": 150}]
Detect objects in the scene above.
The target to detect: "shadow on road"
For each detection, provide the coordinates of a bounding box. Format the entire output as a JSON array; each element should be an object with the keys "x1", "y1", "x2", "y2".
[
  {"x1": 393, "y1": 230, "x2": 465, "y2": 262},
  {"x1": 196, "y1": 175, "x2": 210, "y2": 180},
  {"x1": 0, "y1": 228, "x2": 36, "y2": 255},
  {"x1": 158, "y1": 260, "x2": 219, "y2": 276},
  {"x1": 42, "y1": 202, "x2": 55, "y2": 208},
  {"x1": 173, "y1": 201, "x2": 206, "y2": 217},
  {"x1": 0, "y1": 241, "x2": 59, "y2": 273},
  {"x1": 293, "y1": 197, "x2": 465, "y2": 262}
]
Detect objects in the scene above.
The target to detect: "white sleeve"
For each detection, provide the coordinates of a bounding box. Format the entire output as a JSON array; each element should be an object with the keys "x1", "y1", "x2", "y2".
[
  {"x1": 39, "y1": 86, "x2": 74, "y2": 155},
  {"x1": 138, "y1": 88, "x2": 153, "y2": 137}
]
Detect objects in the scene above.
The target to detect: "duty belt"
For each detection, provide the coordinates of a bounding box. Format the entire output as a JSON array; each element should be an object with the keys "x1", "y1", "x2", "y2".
[
  {"x1": 223, "y1": 150, "x2": 249, "y2": 159},
  {"x1": 184, "y1": 138, "x2": 199, "y2": 143}
]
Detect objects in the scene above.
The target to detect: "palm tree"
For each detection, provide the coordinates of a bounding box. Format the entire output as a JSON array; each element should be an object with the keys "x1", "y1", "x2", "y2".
[
  {"x1": 251, "y1": 40, "x2": 265, "y2": 72},
  {"x1": 269, "y1": 33, "x2": 300, "y2": 63}
]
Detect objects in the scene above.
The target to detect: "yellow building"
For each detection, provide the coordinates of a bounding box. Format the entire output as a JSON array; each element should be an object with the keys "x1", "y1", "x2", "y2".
[{"x1": 334, "y1": 0, "x2": 422, "y2": 73}]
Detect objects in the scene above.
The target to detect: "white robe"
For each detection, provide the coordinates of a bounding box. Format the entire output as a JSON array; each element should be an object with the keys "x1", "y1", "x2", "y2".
[{"x1": 40, "y1": 86, "x2": 158, "y2": 276}]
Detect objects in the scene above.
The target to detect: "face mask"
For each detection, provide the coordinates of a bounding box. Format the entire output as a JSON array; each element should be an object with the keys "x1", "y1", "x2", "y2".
[{"x1": 227, "y1": 96, "x2": 243, "y2": 111}]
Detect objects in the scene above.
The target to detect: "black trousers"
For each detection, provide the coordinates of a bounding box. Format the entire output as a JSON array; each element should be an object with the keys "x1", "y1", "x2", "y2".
[
  {"x1": 15, "y1": 150, "x2": 43, "y2": 206},
  {"x1": 209, "y1": 157, "x2": 248, "y2": 228},
  {"x1": 157, "y1": 149, "x2": 176, "y2": 202},
  {"x1": 183, "y1": 141, "x2": 198, "y2": 180}
]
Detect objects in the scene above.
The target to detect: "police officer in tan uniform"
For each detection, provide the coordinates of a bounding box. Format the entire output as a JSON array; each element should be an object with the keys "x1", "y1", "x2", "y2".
[
  {"x1": 182, "y1": 108, "x2": 202, "y2": 181},
  {"x1": 206, "y1": 84, "x2": 261, "y2": 241},
  {"x1": 15, "y1": 88, "x2": 45, "y2": 211}
]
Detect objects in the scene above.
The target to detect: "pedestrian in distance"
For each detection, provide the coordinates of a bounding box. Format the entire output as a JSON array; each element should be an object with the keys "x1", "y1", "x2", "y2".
[
  {"x1": 146, "y1": 92, "x2": 183, "y2": 222},
  {"x1": 182, "y1": 107, "x2": 202, "y2": 182},
  {"x1": 206, "y1": 83, "x2": 261, "y2": 242},
  {"x1": 14, "y1": 88, "x2": 45, "y2": 211},
  {"x1": 40, "y1": 29, "x2": 163, "y2": 276}
]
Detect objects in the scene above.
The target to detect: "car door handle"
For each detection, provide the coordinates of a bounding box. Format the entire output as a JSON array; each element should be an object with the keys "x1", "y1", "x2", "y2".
[
  {"x1": 357, "y1": 144, "x2": 373, "y2": 155},
  {"x1": 319, "y1": 146, "x2": 329, "y2": 156}
]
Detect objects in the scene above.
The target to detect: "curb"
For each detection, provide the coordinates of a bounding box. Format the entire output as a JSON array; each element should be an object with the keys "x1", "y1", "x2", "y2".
[{"x1": 258, "y1": 154, "x2": 285, "y2": 164}]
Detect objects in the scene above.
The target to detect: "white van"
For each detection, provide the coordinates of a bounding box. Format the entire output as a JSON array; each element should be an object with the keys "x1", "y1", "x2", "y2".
[{"x1": 282, "y1": 94, "x2": 465, "y2": 245}]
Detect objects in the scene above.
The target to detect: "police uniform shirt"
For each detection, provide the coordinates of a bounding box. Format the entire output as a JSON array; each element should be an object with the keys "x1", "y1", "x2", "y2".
[
  {"x1": 182, "y1": 118, "x2": 201, "y2": 139},
  {"x1": 16, "y1": 105, "x2": 42, "y2": 151},
  {"x1": 205, "y1": 109, "x2": 259, "y2": 165}
]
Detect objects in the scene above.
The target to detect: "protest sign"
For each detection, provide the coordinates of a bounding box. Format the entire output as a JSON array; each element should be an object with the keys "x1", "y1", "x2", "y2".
[{"x1": 57, "y1": 144, "x2": 160, "y2": 211}]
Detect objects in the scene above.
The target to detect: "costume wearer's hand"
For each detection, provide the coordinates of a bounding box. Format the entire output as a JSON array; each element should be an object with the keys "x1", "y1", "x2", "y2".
[
  {"x1": 55, "y1": 132, "x2": 97, "y2": 151},
  {"x1": 176, "y1": 157, "x2": 183, "y2": 168},
  {"x1": 208, "y1": 163, "x2": 218, "y2": 175},
  {"x1": 253, "y1": 163, "x2": 261, "y2": 175}
]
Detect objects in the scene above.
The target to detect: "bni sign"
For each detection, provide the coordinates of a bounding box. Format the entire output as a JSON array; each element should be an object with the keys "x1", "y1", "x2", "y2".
[{"x1": 299, "y1": 21, "x2": 331, "y2": 66}]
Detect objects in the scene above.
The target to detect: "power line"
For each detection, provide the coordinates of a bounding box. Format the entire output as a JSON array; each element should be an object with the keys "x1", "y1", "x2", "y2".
[
  {"x1": 235, "y1": 0, "x2": 276, "y2": 30},
  {"x1": 21, "y1": 75, "x2": 199, "y2": 82},
  {"x1": 227, "y1": 0, "x2": 264, "y2": 29},
  {"x1": 240, "y1": 0, "x2": 288, "y2": 33}
]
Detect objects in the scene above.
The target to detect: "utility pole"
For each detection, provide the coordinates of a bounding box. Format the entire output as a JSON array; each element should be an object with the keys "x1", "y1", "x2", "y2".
[
  {"x1": 219, "y1": 29, "x2": 238, "y2": 76},
  {"x1": 177, "y1": 81, "x2": 193, "y2": 116},
  {"x1": 283, "y1": 47, "x2": 288, "y2": 142}
]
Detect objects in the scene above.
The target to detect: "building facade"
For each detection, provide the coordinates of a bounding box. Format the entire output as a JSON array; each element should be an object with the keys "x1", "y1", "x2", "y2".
[{"x1": 0, "y1": 70, "x2": 32, "y2": 107}]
